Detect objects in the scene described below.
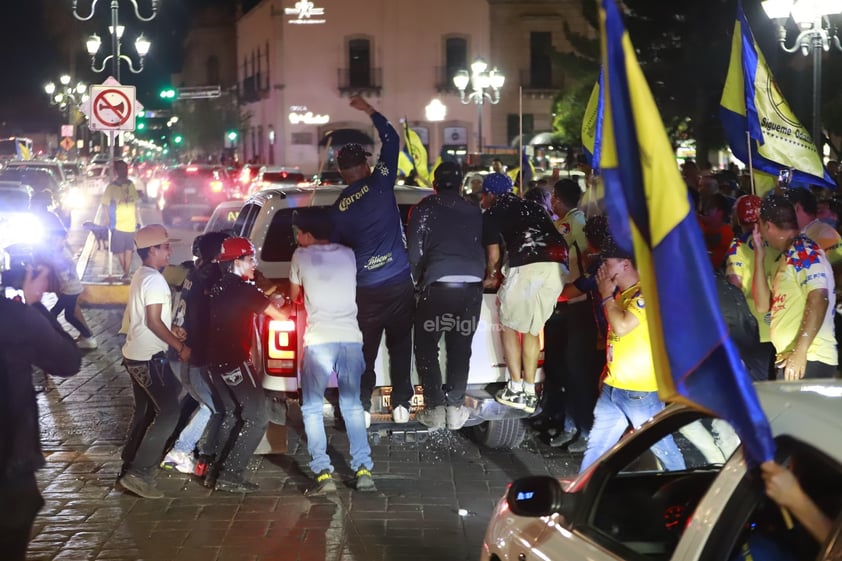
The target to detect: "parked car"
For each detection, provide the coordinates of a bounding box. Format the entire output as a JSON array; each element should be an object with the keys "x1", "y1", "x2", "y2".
[
  {"x1": 246, "y1": 166, "x2": 307, "y2": 196},
  {"x1": 158, "y1": 164, "x2": 236, "y2": 227},
  {"x1": 0, "y1": 168, "x2": 70, "y2": 224},
  {"x1": 0, "y1": 183, "x2": 43, "y2": 265},
  {"x1": 198, "y1": 199, "x2": 243, "y2": 235},
  {"x1": 312, "y1": 170, "x2": 344, "y2": 186},
  {"x1": 230, "y1": 184, "x2": 538, "y2": 450},
  {"x1": 482, "y1": 380, "x2": 842, "y2": 561}
]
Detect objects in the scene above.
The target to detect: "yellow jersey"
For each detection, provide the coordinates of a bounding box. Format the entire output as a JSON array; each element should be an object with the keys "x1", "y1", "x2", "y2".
[
  {"x1": 725, "y1": 232, "x2": 780, "y2": 343},
  {"x1": 604, "y1": 283, "x2": 658, "y2": 392},
  {"x1": 102, "y1": 180, "x2": 139, "y2": 232},
  {"x1": 770, "y1": 235, "x2": 837, "y2": 365}
]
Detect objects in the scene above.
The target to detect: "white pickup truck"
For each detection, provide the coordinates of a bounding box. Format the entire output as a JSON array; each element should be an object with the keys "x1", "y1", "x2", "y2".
[{"x1": 228, "y1": 184, "x2": 541, "y2": 449}]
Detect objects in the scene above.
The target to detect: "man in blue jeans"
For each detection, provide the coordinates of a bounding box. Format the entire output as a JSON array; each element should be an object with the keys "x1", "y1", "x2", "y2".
[
  {"x1": 289, "y1": 207, "x2": 374, "y2": 495},
  {"x1": 579, "y1": 242, "x2": 685, "y2": 473}
]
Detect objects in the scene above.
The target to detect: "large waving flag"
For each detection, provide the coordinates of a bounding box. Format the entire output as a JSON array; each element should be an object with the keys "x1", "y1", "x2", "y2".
[
  {"x1": 403, "y1": 122, "x2": 431, "y2": 187},
  {"x1": 581, "y1": 71, "x2": 604, "y2": 172},
  {"x1": 720, "y1": 3, "x2": 834, "y2": 190},
  {"x1": 598, "y1": 0, "x2": 775, "y2": 466},
  {"x1": 508, "y1": 148, "x2": 535, "y2": 187}
]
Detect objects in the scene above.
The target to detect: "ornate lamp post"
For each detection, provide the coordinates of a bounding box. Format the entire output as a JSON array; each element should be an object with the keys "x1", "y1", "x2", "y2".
[
  {"x1": 762, "y1": 0, "x2": 842, "y2": 152},
  {"x1": 425, "y1": 98, "x2": 447, "y2": 160},
  {"x1": 45, "y1": 75, "x2": 89, "y2": 156},
  {"x1": 453, "y1": 57, "x2": 505, "y2": 153}
]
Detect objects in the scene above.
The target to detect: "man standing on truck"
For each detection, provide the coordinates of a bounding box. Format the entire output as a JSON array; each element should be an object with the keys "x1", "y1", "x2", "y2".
[
  {"x1": 408, "y1": 161, "x2": 485, "y2": 431},
  {"x1": 332, "y1": 95, "x2": 415, "y2": 425},
  {"x1": 482, "y1": 173, "x2": 568, "y2": 414}
]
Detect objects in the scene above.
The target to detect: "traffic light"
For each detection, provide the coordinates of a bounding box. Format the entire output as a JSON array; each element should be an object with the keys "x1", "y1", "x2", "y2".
[
  {"x1": 226, "y1": 130, "x2": 238, "y2": 142},
  {"x1": 137, "y1": 118, "x2": 146, "y2": 131},
  {"x1": 159, "y1": 87, "x2": 176, "y2": 100},
  {"x1": 173, "y1": 134, "x2": 183, "y2": 145}
]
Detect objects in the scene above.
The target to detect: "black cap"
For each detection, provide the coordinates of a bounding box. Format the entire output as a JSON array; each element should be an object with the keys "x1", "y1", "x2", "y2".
[
  {"x1": 434, "y1": 161, "x2": 462, "y2": 191},
  {"x1": 336, "y1": 143, "x2": 371, "y2": 169},
  {"x1": 600, "y1": 240, "x2": 634, "y2": 261}
]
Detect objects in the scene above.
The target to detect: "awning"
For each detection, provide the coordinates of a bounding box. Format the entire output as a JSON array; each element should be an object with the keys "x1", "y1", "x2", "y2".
[
  {"x1": 529, "y1": 131, "x2": 556, "y2": 146},
  {"x1": 319, "y1": 129, "x2": 375, "y2": 146}
]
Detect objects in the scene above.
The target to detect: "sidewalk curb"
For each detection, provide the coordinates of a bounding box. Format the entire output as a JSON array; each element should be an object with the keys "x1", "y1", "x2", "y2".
[{"x1": 79, "y1": 282, "x2": 129, "y2": 306}]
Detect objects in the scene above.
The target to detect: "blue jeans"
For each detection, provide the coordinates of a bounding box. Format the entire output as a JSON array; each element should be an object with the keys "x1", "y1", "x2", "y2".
[
  {"x1": 301, "y1": 342, "x2": 372, "y2": 474},
  {"x1": 169, "y1": 361, "x2": 223, "y2": 457},
  {"x1": 580, "y1": 385, "x2": 685, "y2": 473}
]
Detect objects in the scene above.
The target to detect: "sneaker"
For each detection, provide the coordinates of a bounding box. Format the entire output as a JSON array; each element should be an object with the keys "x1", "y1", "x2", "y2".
[
  {"x1": 522, "y1": 393, "x2": 538, "y2": 414},
  {"x1": 215, "y1": 478, "x2": 259, "y2": 494},
  {"x1": 77, "y1": 336, "x2": 98, "y2": 350},
  {"x1": 568, "y1": 435, "x2": 590, "y2": 453},
  {"x1": 118, "y1": 472, "x2": 164, "y2": 499},
  {"x1": 160, "y1": 450, "x2": 196, "y2": 474},
  {"x1": 392, "y1": 405, "x2": 410, "y2": 423},
  {"x1": 354, "y1": 468, "x2": 376, "y2": 492},
  {"x1": 416, "y1": 405, "x2": 446, "y2": 430},
  {"x1": 445, "y1": 405, "x2": 470, "y2": 430},
  {"x1": 305, "y1": 470, "x2": 337, "y2": 496},
  {"x1": 364, "y1": 411, "x2": 371, "y2": 429},
  {"x1": 495, "y1": 386, "x2": 526, "y2": 410},
  {"x1": 549, "y1": 430, "x2": 578, "y2": 448}
]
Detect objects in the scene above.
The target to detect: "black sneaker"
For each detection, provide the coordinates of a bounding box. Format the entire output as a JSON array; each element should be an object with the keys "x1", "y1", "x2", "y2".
[
  {"x1": 568, "y1": 435, "x2": 590, "y2": 453},
  {"x1": 215, "y1": 478, "x2": 259, "y2": 494},
  {"x1": 495, "y1": 386, "x2": 526, "y2": 410},
  {"x1": 305, "y1": 470, "x2": 337, "y2": 496},
  {"x1": 118, "y1": 472, "x2": 164, "y2": 499},
  {"x1": 522, "y1": 393, "x2": 538, "y2": 414},
  {"x1": 354, "y1": 468, "x2": 376, "y2": 492},
  {"x1": 549, "y1": 430, "x2": 578, "y2": 448}
]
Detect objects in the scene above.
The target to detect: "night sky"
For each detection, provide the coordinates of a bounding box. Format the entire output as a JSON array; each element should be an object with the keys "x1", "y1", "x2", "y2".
[{"x1": 0, "y1": 0, "x2": 255, "y2": 136}]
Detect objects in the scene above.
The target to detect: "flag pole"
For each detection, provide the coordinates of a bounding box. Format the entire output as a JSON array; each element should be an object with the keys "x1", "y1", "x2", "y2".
[
  {"x1": 745, "y1": 131, "x2": 756, "y2": 195},
  {"x1": 518, "y1": 86, "x2": 524, "y2": 195},
  {"x1": 309, "y1": 136, "x2": 332, "y2": 207}
]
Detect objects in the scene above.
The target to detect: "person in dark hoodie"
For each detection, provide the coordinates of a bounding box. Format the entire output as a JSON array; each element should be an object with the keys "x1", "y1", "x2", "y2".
[
  {"x1": 408, "y1": 161, "x2": 485, "y2": 431},
  {"x1": 0, "y1": 257, "x2": 81, "y2": 560}
]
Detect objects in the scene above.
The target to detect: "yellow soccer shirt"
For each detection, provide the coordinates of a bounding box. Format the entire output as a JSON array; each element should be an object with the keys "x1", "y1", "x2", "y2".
[
  {"x1": 102, "y1": 180, "x2": 139, "y2": 232},
  {"x1": 554, "y1": 208, "x2": 588, "y2": 284},
  {"x1": 770, "y1": 235, "x2": 837, "y2": 365},
  {"x1": 603, "y1": 283, "x2": 658, "y2": 392},
  {"x1": 725, "y1": 232, "x2": 780, "y2": 343},
  {"x1": 804, "y1": 219, "x2": 842, "y2": 266}
]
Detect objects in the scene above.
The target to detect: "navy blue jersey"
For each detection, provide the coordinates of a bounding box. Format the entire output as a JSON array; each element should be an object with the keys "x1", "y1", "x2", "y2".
[{"x1": 332, "y1": 112, "x2": 410, "y2": 288}]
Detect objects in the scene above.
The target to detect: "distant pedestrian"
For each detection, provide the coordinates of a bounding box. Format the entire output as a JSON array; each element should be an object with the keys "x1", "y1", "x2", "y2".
[
  {"x1": 207, "y1": 237, "x2": 288, "y2": 493},
  {"x1": 118, "y1": 225, "x2": 189, "y2": 499},
  {"x1": 0, "y1": 257, "x2": 81, "y2": 561},
  {"x1": 482, "y1": 172, "x2": 568, "y2": 414},
  {"x1": 288, "y1": 208, "x2": 375, "y2": 495},
  {"x1": 101, "y1": 160, "x2": 141, "y2": 281},
  {"x1": 331, "y1": 95, "x2": 415, "y2": 425},
  {"x1": 408, "y1": 161, "x2": 485, "y2": 431}
]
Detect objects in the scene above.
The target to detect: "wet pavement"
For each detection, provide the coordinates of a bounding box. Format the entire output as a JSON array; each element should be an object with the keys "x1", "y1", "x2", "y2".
[{"x1": 30, "y1": 304, "x2": 582, "y2": 561}]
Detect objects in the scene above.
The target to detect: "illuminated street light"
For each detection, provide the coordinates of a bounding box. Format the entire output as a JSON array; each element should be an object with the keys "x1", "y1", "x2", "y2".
[
  {"x1": 453, "y1": 57, "x2": 505, "y2": 153},
  {"x1": 762, "y1": 0, "x2": 842, "y2": 150}
]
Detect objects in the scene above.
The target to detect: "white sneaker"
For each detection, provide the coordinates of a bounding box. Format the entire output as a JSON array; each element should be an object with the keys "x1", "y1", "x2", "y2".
[
  {"x1": 392, "y1": 405, "x2": 410, "y2": 424},
  {"x1": 77, "y1": 336, "x2": 98, "y2": 350},
  {"x1": 160, "y1": 450, "x2": 195, "y2": 474},
  {"x1": 364, "y1": 411, "x2": 371, "y2": 429}
]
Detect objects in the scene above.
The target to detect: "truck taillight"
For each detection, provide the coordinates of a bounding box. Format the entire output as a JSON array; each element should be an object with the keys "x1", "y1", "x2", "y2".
[
  {"x1": 266, "y1": 318, "x2": 296, "y2": 375},
  {"x1": 210, "y1": 180, "x2": 223, "y2": 192}
]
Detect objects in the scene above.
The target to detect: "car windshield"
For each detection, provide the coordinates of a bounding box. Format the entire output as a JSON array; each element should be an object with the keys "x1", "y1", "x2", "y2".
[
  {"x1": 0, "y1": 169, "x2": 59, "y2": 192},
  {"x1": 205, "y1": 205, "x2": 241, "y2": 234},
  {"x1": 0, "y1": 189, "x2": 30, "y2": 211}
]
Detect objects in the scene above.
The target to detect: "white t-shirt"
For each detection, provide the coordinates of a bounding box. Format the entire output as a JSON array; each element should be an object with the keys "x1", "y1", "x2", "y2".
[
  {"x1": 289, "y1": 243, "x2": 363, "y2": 346},
  {"x1": 122, "y1": 265, "x2": 173, "y2": 360}
]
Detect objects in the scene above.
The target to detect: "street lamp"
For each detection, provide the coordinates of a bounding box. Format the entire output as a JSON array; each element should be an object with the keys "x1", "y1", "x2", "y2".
[
  {"x1": 44, "y1": 75, "x2": 89, "y2": 155},
  {"x1": 453, "y1": 57, "x2": 505, "y2": 153},
  {"x1": 762, "y1": 0, "x2": 842, "y2": 152},
  {"x1": 73, "y1": 0, "x2": 158, "y2": 80},
  {"x1": 425, "y1": 99, "x2": 447, "y2": 159}
]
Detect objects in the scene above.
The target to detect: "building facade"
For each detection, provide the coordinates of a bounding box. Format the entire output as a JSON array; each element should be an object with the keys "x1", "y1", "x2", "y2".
[{"x1": 235, "y1": 0, "x2": 591, "y2": 173}]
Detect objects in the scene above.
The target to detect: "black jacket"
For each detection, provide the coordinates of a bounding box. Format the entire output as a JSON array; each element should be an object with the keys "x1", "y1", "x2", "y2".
[
  {"x1": 407, "y1": 190, "x2": 485, "y2": 289},
  {"x1": 0, "y1": 300, "x2": 81, "y2": 482}
]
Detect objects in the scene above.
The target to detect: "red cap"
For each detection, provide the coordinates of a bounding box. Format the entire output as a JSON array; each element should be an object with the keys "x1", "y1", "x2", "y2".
[
  {"x1": 736, "y1": 195, "x2": 762, "y2": 224},
  {"x1": 218, "y1": 237, "x2": 255, "y2": 262}
]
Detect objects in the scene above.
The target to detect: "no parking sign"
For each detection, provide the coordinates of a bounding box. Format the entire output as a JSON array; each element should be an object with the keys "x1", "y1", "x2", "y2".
[{"x1": 89, "y1": 83, "x2": 137, "y2": 131}]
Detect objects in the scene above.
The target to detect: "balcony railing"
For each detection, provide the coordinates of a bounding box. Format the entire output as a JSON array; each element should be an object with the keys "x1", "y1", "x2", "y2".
[
  {"x1": 239, "y1": 74, "x2": 266, "y2": 104},
  {"x1": 337, "y1": 67, "x2": 382, "y2": 96},
  {"x1": 519, "y1": 69, "x2": 564, "y2": 92}
]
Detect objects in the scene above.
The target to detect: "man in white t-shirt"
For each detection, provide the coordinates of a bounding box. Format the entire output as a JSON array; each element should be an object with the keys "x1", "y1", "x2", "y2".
[
  {"x1": 289, "y1": 207, "x2": 374, "y2": 496},
  {"x1": 118, "y1": 224, "x2": 190, "y2": 499}
]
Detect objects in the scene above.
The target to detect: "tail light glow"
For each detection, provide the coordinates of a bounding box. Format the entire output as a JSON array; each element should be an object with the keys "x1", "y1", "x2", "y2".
[
  {"x1": 210, "y1": 180, "x2": 223, "y2": 192},
  {"x1": 266, "y1": 318, "x2": 296, "y2": 375}
]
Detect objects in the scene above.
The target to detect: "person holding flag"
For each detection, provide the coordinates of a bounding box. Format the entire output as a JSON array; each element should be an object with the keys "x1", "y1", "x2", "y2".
[{"x1": 593, "y1": 0, "x2": 775, "y2": 469}]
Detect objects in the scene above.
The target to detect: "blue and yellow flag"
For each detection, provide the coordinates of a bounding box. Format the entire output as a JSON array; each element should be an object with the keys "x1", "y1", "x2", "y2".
[
  {"x1": 508, "y1": 148, "x2": 535, "y2": 187},
  {"x1": 599, "y1": 0, "x2": 774, "y2": 466},
  {"x1": 403, "y1": 122, "x2": 431, "y2": 187},
  {"x1": 720, "y1": 3, "x2": 834, "y2": 189},
  {"x1": 398, "y1": 150, "x2": 414, "y2": 178},
  {"x1": 581, "y1": 71, "x2": 604, "y2": 172}
]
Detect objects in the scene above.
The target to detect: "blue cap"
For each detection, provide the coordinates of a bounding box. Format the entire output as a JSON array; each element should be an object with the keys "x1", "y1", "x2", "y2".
[{"x1": 482, "y1": 173, "x2": 513, "y2": 195}]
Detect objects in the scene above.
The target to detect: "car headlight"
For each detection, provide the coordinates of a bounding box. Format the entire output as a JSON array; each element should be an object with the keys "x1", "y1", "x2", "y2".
[{"x1": 0, "y1": 214, "x2": 43, "y2": 247}]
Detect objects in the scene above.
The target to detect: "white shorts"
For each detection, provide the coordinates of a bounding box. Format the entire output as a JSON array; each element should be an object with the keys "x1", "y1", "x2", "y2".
[{"x1": 498, "y1": 261, "x2": 567, "y2": 335}]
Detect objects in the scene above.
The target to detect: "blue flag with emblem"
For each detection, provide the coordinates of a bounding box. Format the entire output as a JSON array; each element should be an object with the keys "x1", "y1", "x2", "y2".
[
  {"x1": 720, "y1": 2, "x2": 834, "y2": 190},
  {"x1": 581, "y1": 70, "x2": 604, "y2": 172},
  {"x1": 598, "y1": 0, "x2": 775, "y2": 466}
]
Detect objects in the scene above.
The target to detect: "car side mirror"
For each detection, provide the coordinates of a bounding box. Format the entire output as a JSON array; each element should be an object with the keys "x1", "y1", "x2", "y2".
[{"x1": 506, "y1": 476, "x2": 570, "y2": 518}]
